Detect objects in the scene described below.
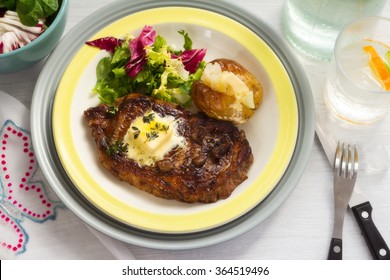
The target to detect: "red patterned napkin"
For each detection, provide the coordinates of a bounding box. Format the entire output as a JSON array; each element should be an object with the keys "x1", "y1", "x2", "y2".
[{"x1": 0, "y1": 90, "x2": 134, "y2": 259}]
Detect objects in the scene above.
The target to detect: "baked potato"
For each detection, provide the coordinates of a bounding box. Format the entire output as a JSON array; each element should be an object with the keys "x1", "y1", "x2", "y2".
[{"x1": 191, "y1": 58, "x2": 263, "y2": 124}]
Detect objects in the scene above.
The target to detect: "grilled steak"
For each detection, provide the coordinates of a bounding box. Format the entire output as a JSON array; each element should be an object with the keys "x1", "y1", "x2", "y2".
[{"x1": 84, "y1": 93, "x2": 253, "y2": 203}]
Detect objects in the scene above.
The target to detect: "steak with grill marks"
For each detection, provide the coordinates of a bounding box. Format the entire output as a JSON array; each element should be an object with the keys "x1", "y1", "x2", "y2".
[{"x1": 84, "y1": 93, "x2": 253, "y2": 203}]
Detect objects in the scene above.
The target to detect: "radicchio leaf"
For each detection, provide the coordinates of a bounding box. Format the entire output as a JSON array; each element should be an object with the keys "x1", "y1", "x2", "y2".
[
  {"x1": 86, "y1": 36, "x2": 124, "y2": 52},
  {"x1": 0, "y1": 11, "x2": 45, "y2": 54},
  {"x1": 172, "y1": 48, "x2": 207, "y2": 73},
  {"x1": 126, "y1": 25, "x2": 156, "y2": 77}
]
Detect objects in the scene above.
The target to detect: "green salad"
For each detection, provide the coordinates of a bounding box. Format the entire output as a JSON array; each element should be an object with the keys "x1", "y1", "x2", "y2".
[{"x1": 86, "y1": 25, "x2": 207, "y2": 107}]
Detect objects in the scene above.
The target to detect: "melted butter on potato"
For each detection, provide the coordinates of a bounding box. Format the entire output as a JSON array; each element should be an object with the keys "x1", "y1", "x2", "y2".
[
  {"x1": 201, "y1": 63, "x2": 256, "y2": 109},
  {"x1": 191, "y1": 58, "x2": 263, "y2": 124}
]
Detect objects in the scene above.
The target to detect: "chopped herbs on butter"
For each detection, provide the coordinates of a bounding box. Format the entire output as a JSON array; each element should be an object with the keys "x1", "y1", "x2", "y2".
[{"x1": 132, "y1": 112, "x2": 170, "y2": 143}]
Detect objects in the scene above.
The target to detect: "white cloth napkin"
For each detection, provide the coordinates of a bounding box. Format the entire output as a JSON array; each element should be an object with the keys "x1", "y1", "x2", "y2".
[{"x1": 0, "y1": 90, "x2": 135, "y2": 260}]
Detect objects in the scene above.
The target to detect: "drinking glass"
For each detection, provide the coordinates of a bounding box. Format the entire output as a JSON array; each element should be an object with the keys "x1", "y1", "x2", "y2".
[
  {"x1": 282, "y1": 0, "x2": 385, "y2": 61},
  {"x1": 324, "y1": 17, "x2": 390, "y2": 124}
]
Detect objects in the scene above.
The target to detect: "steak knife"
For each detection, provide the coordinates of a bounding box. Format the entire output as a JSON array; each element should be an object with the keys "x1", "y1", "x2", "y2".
[
  {"x1": 348, "y1": 185, "x2": 390, "y2": 260},
  {"x1": 316, "y1": 126, "x2": 390, "y2": 260}
]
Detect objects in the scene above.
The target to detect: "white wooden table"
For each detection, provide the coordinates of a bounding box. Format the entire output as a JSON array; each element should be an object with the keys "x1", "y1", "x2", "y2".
[{"x1": 1, "y1": 0, "x2": 390, "y2": 260}]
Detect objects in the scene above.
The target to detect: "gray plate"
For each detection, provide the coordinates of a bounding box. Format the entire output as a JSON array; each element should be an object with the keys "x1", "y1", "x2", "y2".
[{"x1": 31, "y1": 0, "x2": 314, "y2": 250}]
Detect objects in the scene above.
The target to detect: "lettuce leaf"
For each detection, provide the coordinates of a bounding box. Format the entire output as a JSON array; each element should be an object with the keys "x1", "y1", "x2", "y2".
[
  {"x1": 178, "y1": 30, "x2": 192, "y2": 50},
  {"x1": 0, "y1": 0, "x2": 17, "y2": 10}
]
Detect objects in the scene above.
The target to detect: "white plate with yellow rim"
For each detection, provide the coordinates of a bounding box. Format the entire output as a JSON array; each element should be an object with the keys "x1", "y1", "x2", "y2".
[
  {"x1": 32, "y1": 0, "x2": 313, "y2": 248},
  {"x1": 52, "y1": 8, "x2": 297, "y2": 233}
]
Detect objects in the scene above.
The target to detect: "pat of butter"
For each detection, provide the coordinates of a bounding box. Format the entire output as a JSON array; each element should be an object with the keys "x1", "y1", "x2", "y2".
[
  {"x1": 132, "y1": 113, "x2": 173, "y2": 154},
  {"x1": 123, "y1": 110, "x2": 185, "y2": 166}
]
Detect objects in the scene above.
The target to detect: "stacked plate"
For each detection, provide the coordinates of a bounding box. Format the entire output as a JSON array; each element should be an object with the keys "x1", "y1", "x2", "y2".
[{"x1": 31, "y1": 0, "x2": 314, "y2": 249}]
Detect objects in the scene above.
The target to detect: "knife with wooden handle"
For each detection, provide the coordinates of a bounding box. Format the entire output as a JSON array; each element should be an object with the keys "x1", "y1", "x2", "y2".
[{"x1": 316, "y1": 125, "x2": 390, "y2": 260}]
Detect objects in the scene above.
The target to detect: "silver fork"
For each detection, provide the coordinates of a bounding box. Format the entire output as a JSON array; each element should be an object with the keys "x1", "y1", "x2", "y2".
[{"x1": 327, "y1": 142, "x2": 359, "y2": 260}]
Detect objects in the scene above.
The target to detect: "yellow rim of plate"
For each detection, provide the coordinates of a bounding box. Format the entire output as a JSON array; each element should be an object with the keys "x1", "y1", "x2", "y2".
[{"x1": 53, "y1": 7, "x2": 298, "y2": 233}]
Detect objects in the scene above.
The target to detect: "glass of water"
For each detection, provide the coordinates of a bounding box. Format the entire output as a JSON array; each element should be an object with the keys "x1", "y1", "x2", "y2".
[
  {"x1": 324, "y1": 17, "x2": 390, "y2": 124},
  {"x1": 282, "y1": 0, "x2": 385, "y2": 61}
]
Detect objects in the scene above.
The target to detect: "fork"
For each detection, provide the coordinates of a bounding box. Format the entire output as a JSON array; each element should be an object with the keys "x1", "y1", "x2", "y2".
[{"x1": 327, "y1": 142, "x2": 359, "y2": 260}]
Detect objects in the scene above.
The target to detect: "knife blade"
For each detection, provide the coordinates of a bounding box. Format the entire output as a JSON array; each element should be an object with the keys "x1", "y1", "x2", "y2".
[{"x1": 316, "y1": 124, "x2": 390, "y2": 260}]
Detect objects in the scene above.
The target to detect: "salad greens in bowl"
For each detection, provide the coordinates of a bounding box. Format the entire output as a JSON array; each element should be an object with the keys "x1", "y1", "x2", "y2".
[{"x1": 0, "y1": 0, "x2": 68, "y2": 73}]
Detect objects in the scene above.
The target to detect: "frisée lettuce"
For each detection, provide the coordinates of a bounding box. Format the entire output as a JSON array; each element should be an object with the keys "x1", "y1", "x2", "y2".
[{"x1": 86, "y1": 25, "x2": 207, "y2": 106}]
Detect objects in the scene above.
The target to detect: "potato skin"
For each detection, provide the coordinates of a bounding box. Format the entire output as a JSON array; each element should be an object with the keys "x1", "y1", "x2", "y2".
[{"x1": 191, "y1": 58, "x2": 263, "y2": 124}]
